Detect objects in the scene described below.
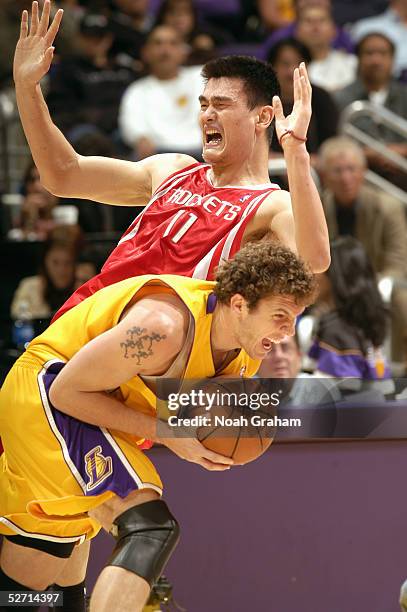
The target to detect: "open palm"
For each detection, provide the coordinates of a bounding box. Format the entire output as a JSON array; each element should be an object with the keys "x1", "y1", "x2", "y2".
[
  {"x1": 273, "y1": 62, "x2": 312, "y2": 147},
  {"x1": 13, "y1": 1, "x2": 63, "y2": 86}
]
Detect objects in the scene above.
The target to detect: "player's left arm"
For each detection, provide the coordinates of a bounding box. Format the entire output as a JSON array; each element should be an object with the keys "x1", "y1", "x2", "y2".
[{"x1": 272, "y1": 63, "x2": 330, "y2": 273}]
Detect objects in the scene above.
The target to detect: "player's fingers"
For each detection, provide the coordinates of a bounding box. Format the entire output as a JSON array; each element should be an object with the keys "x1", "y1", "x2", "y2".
[
  {"x1": 45, "y1": 8, "x2": 63, "y2": 46},
  {"x1": 30, "y1": 1, "x2": 39, "y2": 36},
  {"x1": 300, "y1": 62, "x2": 312, "y2": 93},
  {"x1": 202, "y1": 448, "x2": 234, "y2": 466},
  {"x1": 43, "y1": 45, "x2": 55, "y2": 69},
  {"x1": 200, "y1": 458, "x2": 231, "y2": 471},
  {"x1": 272, "y1": 96, "x2": 285, "y2": 121},
  {"x1": 293, "y1": 67, "x2": 301, "y2": 103},
  {"x1": 299, "y1": 67, "x2": 311, "y2": 105},
  {"x1": 20, "y1": 10, "x2": 29, "y2": 39},
  {"x1": 38, "y1": 0, "x2": 51, "y2": 37}
]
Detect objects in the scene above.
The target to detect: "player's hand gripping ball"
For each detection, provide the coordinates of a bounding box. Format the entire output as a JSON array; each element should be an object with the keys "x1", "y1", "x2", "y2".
[{"x1": 182, "y1": 378, "x2": 278, "y2": 465}]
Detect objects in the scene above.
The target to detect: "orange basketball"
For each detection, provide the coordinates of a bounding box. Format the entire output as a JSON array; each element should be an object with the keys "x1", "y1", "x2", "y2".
[{"x1": 187, "y1": 379, "x2": 277, "y2": 465}]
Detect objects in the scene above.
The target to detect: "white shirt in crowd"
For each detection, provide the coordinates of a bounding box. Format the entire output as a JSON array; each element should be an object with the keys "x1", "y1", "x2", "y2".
[
  {"x1": 119, "y1": 66, "x2": 204, "y2": 152},
  {"x1": 308, "y1": 50, "x2": 358, "y2": 92}
]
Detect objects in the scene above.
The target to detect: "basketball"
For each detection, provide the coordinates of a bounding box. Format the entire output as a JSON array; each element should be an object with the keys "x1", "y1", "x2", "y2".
[{"x1": 185, "y1": 379, "x2": 277, "y2": 465}]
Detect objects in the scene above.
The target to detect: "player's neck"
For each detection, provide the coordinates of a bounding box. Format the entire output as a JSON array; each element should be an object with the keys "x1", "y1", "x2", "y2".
[
  {"x1": 209, "y1": 152, "x2": 271, "y2": 188},
  {"x1": 210, "y1": 304, "x2": 239, "y2": 354}
]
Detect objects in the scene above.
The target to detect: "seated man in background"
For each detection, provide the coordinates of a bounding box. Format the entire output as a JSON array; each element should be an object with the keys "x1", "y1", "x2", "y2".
[
  {"x1": 257, "y1": 333, "x2": 341, "y2": 409},
  {"x1": 118, "y1": 24, "x2": 203, "y2": 159},
  {"x1": 334, "y1": 32, "x2": 407, "y2": 189},
  {"x1": 46, "y1": 12, "x2": 135, "y2": 140},
  {"x1": 295, "y1": 3, "x2": 357, "y2": 92},
  {"x1": 350, "y1": 0, "x2": 407, "y2": 78},
  {"x1": 262, "y1": 0, "x2": 355, "y2": 57},
  {"x1": 319, "y1": 136, "x2": 407, "y2": 369}
]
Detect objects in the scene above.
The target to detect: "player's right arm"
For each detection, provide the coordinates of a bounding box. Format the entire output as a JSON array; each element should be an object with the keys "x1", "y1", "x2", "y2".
[
  {"x1": 48, "y1": 296, "x2": 233, "y2": 471},
  {"x1": 14, "y1": 2, "x2": 196, "y2": 206}
]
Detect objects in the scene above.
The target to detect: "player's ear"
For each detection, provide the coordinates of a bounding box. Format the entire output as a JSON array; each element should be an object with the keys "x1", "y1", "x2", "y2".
[
  {"x1": 256, "y1": 105, "x2": 274, "y2": 131},
  {"x1": 230, "y1": 294, "x2": 248, "y2": 316}
]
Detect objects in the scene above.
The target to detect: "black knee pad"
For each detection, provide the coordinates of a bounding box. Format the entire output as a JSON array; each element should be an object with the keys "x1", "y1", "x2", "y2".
[
  {"x1": 107, "y1": 499, "x2": 180, "y2": 587},
  {"x1": 0, "y1": 567, "x2": 41, "y2": 612}
]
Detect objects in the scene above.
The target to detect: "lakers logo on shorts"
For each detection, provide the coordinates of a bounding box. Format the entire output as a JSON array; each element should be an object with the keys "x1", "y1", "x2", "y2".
[{"x1": 84, "y1": 445, "x2": 113, "y2": 492}]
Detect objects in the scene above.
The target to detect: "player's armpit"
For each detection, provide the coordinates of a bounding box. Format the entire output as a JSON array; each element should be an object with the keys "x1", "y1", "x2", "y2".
[
  {"x1": 48, "y1": 153, "x2": 197, "y2": 206},
  {"x1": 244, "y1": 190, "x2": 297, "y2": 253}
]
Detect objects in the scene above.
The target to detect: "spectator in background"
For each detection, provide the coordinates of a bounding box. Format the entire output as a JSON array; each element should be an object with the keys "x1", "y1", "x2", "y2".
[
  {"x1": 309, "y1": 237, "x2": 391, "y2": 379},
  {"x1": 8, "y1": 161, "x2": 58, "y2": 241},
  {"x1": 319, "y1": 136, "x2": 407, "y2": 368},
  {"x1": 59, "y1": 130, "x2": 138, "y2": 233},
  {"x1": 261, "y1": 0, "x2": 354, "y2": 59},
  {"x1": 119, "y1": 25, "x2": 203, "y2": 159},
  {"x1": 257, "y1": 334, "x2": 303, "y2": 378},
  {"x1": 268, "y1": 38, "x2": 338, "y2": 157},
  {"x1": 108, "y1": 0, "x2": 153, "y2": 69},
  {"x1": 257, "y1": 333, "x2": 342, "y2": 411},
  {"x1": 238, "y1": 0, "x2": 296, "y2": 43},
  {"x1": 330, "y1": 0, "x2": 388, "y2": 27},
  {"x1": 155, "y1": 0, "x2": 231, "y2": 65},
  {"x1": 0, "y1": 0, "x2": 78, "y2": 88},
  {"x1": 351, "y1": 0, "x2": 407, "y2": 78},
  {"x1": 296, "y1": 4, "x2": 357, "y2": 91},
  {"x1": 11, "y1": 240, "x2": 76, "y2": 320},
  {"x1": 46, "y1": 13, "x2": 135, "y2": 139},
  {"x1": 334, "y1": 33, "x2": 407, "y2": 190},
  {"x1": 74, "y1": 247, "x2": 101, "y2": 289}
]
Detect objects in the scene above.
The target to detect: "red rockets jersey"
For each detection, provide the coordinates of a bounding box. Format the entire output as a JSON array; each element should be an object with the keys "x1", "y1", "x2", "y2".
[{"x1": 54, "y1": 162, "x2": 280, "y2": 320}]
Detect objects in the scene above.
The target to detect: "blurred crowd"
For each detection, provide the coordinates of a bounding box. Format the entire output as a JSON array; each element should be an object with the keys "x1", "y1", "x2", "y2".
[{"x1": 1, "y1": 0, "x2": 407, "y2": 379}]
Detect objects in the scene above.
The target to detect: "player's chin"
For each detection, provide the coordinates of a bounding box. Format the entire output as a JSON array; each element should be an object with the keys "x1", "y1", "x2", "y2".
[
  {"x1": 247, "y1": 345, "x2": 269, "y2": 360},
  {"x1": 202, "y1": 145, "x2": 226, "y2": 163}
]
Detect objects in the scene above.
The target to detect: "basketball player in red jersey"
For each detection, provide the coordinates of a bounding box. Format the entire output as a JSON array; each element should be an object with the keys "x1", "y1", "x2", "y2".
[{"x1": 13, "y1": 2, "x2": 330, "y2": 325}]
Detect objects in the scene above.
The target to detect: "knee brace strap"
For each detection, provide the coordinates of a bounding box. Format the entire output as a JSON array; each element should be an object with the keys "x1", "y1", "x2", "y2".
[{"x1": 107, "y1": 499, "x2": 180, "y2": 587}]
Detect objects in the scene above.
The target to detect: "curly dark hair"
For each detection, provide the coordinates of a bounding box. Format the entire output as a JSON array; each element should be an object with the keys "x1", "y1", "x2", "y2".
[{"x1": 214, "y1": 242, "x2": 316, "y2": 310}]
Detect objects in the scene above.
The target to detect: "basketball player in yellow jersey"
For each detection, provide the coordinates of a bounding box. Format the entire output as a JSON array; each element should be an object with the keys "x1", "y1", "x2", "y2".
[{"x1": 0, "y1": 243, "x2": 315, "y2": 612}]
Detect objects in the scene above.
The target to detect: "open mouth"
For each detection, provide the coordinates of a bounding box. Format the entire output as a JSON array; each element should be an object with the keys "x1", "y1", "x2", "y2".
[
  {"x1": 262, "y1": 338, "x2": 273, "y2": 352},
  {"x1": 205, "y1": 129, "x2": 223, "y2": 147}
]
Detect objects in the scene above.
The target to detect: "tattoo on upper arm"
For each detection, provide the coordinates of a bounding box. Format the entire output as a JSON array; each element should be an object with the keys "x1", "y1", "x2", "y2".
[{"x1": 120, "y1": 326, "x2": 167, "y2": 364}]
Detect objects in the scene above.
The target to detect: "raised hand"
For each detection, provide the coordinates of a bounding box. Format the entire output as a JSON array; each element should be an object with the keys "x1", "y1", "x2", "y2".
[
  {"x1": 13, "y1": 1, "x2": 63, "y2": 87},
  {"x1": 273, "y1": 62, "x2": 312, "y2": 150}
]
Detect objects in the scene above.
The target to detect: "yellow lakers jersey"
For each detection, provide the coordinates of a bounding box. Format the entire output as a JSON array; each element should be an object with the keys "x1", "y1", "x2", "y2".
[
  {"x1": 0, "y1": 275, "x2": 259, "y2": 542},
  {"x1": 26, "y1": 274, "x2": 259, "y2": 428}
]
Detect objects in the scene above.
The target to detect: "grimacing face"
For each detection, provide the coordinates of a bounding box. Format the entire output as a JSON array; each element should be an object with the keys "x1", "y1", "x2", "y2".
[
  {"x1": 199, "y1": 77, "x2": 270, "y2": 164},
  {"x1": 233, "y1": 294, "x2": 305, "y2": 361}
]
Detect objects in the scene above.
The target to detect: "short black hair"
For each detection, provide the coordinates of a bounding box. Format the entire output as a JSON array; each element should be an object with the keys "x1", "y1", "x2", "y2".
[
  {"x1": 201, "y1": 55, "x2": 280, "y2": 110},
  {"x1": 267, "y1": 37, "x2": 312, "y2": 66},
  {"x1": 355, "y1": 32, "x2": 395, "y2": 57}
]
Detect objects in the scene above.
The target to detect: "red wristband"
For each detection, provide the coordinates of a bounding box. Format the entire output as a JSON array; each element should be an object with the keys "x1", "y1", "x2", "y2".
[{"x1": 278, "y1": 129, "x2": 307, "y2": 147}]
